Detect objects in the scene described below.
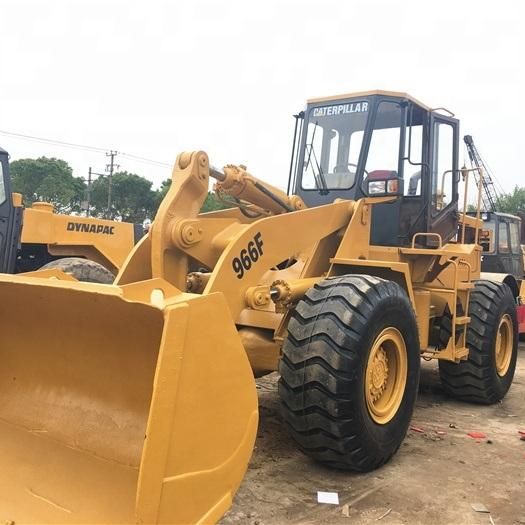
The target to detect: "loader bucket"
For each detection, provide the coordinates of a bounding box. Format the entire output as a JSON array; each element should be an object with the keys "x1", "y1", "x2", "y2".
[{"x1": 0, "y1": 274, "x2": 258, "y2": 524}]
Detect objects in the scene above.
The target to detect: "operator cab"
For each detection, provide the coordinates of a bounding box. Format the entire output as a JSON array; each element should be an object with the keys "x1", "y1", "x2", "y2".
[
  {"x1": 289, "y1": 91, "x2": 460, "y2": 247},
  {"x1": 467, "y1": 211, "x2": 524, "y2": 278},
  {"x1": 0, "y1": 147, "x2": 23, "y2": 273}
]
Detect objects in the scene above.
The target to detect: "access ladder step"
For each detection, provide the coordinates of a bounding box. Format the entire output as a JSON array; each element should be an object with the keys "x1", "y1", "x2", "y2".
[
  {"x1": 457, "y1": 282, "x2": 474, "y2": 290},
  {"x1": 453, "y1": 346, "x2": 470, "y2": 360},
  {"x1": 455, "y1": 316, "x2": 471, "y2": 325}
]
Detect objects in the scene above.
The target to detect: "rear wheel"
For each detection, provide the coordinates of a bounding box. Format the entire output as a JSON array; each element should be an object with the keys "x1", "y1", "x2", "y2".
[
  {"x1": 279, "y1": 275, "x2": 420, "y2": 472},
  {"x1": 439, "y1": 280, "x2": 518, "y2": 404},
  {"x1": 39, "y1": 257, "x2": 115, "y2": 284}
]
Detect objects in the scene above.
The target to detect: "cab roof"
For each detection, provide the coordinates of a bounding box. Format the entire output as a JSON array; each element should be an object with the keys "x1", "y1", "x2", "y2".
[
  {"x1": 307, "y1": 90, "x2": 431, "y2": 111},
  {"x1": 467, "y1": 210, "x2": 521, "y2": 222}
]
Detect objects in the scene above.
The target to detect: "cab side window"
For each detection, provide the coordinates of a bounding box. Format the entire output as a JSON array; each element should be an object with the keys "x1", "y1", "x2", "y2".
[
  {"x1": 498, "y1": 221, "x2": 510, "y2": 253},
  {"x1": 404, "y1": 105, "x2": 425, "y2": 197},
  {"x1": 509, "y1": 221, "x2": 521, "y2": 254},
  {"x1": 431, "y1": 121, "x2": 454, "y2": 212},
  {"x1": 365, "y1": 101, "x2": 402, "y2": 175},
  {"x1": 0, "y1": 162, "x2": 6, "y2": 205}
]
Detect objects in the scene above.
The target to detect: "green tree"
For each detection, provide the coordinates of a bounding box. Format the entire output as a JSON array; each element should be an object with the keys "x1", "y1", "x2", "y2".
[
  {"x1": 9, "y1": 157, "x2": 86, "y2": 213},
  {"x1": 155, "y1": 178, "x2": 172, "y2": 205},
  {"x1": 90, "y1": 171, "x2": 157, "y2": 222},
  {"x1": 495, "y1": 186, "x2": 525, "y2": 215},
  {"x1": 201, "y1": 192, "x2": 231, "y2": 212},
  {"x1": 155, "y1": 178, "x2": 231, "y2": 213}
]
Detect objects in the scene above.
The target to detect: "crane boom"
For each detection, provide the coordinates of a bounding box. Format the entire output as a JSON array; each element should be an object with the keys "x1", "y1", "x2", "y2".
[{"x1": 464, "y1": 135, "x2": 499, "y2": 212}]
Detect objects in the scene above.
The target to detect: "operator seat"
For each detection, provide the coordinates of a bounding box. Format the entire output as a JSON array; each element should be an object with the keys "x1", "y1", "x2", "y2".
[{"x1": 325, "y1": 164, "x2": 356, "y2": 189}]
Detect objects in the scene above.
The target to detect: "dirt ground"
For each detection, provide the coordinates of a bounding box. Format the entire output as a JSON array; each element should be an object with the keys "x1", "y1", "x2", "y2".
[{"x1": 222, "y1": 344, "x2": 525, "y2": 525}]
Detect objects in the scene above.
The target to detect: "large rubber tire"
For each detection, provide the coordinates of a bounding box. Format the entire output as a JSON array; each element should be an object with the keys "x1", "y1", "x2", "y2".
[
  {"x1": 39, "y1": 257, "x2": 115, "y2": 284},
  {"x1": 279, "y1": 275, "x2": 420, "y2": 472},
  {"x1": 439, "y1": 280, "x2": 518, "y2": 404}
]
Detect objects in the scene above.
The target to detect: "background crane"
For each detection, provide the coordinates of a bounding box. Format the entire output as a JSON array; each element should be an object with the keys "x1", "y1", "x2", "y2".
[{"x1": 464, "y1": 134, "x2": 500, "y2": 212}]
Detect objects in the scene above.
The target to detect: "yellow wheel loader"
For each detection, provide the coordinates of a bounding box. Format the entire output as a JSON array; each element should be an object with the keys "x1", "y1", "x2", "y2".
[
  {"x1": 0, "y1": 91, "x2": 519, "y2": 524},
  {"x1": 0, "y1": 146, "x2": 143, "y2": 282}
]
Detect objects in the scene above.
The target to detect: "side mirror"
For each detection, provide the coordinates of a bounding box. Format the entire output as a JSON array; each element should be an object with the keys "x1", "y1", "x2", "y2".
[{"x1": 367, "y1": 176, "x2": 404, "y2": 198}]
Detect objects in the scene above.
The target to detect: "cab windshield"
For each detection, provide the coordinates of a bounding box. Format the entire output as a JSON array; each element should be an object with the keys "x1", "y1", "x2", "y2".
[
  {"x1": 301, "y1": 100, "x2": 370, "y2": 191},
  {"x1": 301, "y1": 99, "x2": 406, "y2": 193},
  {"x1": 479, "y1": 219, "x2": 496, "y2": 253}
]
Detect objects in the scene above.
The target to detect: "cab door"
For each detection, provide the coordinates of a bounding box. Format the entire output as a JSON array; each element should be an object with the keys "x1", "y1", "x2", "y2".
[
  {"x1": 507, "y1": 217, "x2": 524, "y2": 277},
  {"x1": 427, "y1": 113, "x2": 459, "y2": 243},
  {"x1": 494, "y1": 217, "x2": 512, "y2": 273},
  {"x1": 0, "y1": 151, "x2": 17, "y2": 273}
]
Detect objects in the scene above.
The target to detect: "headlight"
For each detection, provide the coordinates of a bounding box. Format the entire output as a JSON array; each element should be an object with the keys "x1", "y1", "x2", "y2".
[{"x1": 368, "y1": 180, "x2": 386, "y2": 194}]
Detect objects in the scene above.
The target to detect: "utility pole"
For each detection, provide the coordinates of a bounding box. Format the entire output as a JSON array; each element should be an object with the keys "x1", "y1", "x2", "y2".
[
  {"x1": 84, "y1": 167, "x2": 106, "y2": 218},
  {"x1": 105, "y1": 150, "x2": 119, "y2": 218},
  {"x1": 87, "y1": 167, "x2": 92, "y2": 217}
]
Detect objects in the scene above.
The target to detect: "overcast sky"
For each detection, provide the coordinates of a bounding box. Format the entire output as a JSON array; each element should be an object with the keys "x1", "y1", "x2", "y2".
[{"x1": 1, "y1": 0, "x2": 523, "y2": 196}]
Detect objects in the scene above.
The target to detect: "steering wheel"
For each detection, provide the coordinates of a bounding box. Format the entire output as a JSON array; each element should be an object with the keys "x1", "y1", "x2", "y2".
[{"x1": 333, "y1": 162, "x2": 369, "y2": 177}]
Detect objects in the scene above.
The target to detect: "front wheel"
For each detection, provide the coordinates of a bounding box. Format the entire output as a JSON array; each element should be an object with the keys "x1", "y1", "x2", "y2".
[{"x1": 279, "y1": 275, "x2": 420, "y2": 472}]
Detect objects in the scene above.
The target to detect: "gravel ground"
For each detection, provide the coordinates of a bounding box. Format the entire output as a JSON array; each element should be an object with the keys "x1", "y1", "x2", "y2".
[{"x1": 222, "y1": 343, "x2": 525, "y2": 525}]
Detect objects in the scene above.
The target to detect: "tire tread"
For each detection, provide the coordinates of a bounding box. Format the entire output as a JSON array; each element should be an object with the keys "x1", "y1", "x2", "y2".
[
  {"x1": 279, "y1": 275, "x2": 419, "y2": 472},
  {"x1": 439, "y1": 280, "x2": 517, "y2": 404}
]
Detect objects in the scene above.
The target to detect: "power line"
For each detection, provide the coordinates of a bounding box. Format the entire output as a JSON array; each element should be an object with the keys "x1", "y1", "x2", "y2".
[
  {"x1": 0, "y1": 129, "x2": 107, "y2": 153},
  {"x1": 0, "y1": 129, "x2": 171, "y2": 167},
  {"x1": 119, "y1": 152, "x2": 170, "y2": 167}
]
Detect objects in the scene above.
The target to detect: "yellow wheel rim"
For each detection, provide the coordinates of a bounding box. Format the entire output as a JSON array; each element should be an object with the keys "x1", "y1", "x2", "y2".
[
  {"x1": 495, "y1": 314, "x2": 513, "y2": 377},
  {"x1": 365, "y1": 327, "x2": 408, "y2": 425}
]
